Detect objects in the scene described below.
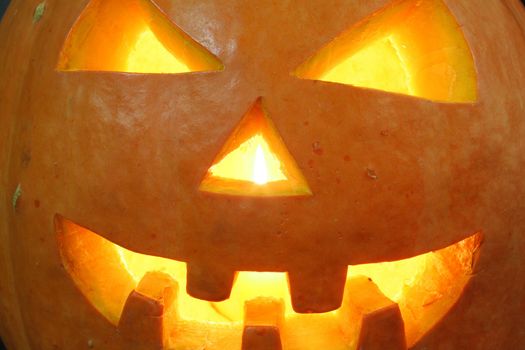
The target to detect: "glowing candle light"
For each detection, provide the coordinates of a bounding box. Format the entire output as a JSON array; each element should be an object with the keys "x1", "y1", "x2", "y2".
[{"x1": 253, "y1": 144, "x2": 269, "y2": 185}]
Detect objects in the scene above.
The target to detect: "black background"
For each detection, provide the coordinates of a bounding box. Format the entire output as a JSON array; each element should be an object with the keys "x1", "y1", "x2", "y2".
[
  {"x1": 0, "y1": 0, "x2": 525, "y2": 349},
  {"x1": 0, "y1": 0, "x2": 10, "y2": 22}
]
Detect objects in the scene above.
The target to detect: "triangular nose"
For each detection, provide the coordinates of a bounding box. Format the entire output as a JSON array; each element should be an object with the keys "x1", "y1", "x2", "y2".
[{"x1": 199, "y1": 99, "x2": 312, "y2": 197}]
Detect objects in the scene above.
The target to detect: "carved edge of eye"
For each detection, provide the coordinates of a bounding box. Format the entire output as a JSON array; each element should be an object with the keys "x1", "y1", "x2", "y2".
[
  {"x1": 292, "y1": 0, "x2": 478, "y2": 103},
  {"x1": 56, "y1": 0, "x2": 224, "y2": 74}
]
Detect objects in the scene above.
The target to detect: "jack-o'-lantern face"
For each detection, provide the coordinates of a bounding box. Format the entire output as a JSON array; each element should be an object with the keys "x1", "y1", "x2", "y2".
[{"x1": 1, "y1": 0, "x2": 525, "y2": 349}]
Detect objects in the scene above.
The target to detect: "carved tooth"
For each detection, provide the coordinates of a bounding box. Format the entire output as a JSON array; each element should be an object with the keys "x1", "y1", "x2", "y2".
[
  {"x1": 244, "y1": 297, "x2": 285, "y2": 328},
  {"x1": 242, "y1": 297, "x2": 284, "y2": 350},
  {"x1": 242, "y1": 326, "x2": 283, "y2": 350},
  {"x1": 339, "y1": 276, "x2": 407, "y2": 350},
  {"x1": 118, "y1": 271, "x2": 178, "y2": 349},
  {"x1": 186, "y1": 262, "x2": 236, "y2": 301},
  {"x1": 288, "y1": 265, "x2": 348, "y2": 313},
  {"x1": 358, "y1": 305, "x2": 406, "y2": 350}
]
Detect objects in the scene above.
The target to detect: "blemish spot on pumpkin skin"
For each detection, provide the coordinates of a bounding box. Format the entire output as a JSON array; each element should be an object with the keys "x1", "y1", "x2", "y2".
[
  {"x1": 34, "y1": 199, "x2": 40, "y2": 208},
  {"x1": 21, "y1": 150, "x2": 31, "y2": 168},
  {"x1": 307, "y1": 159, "x2": 315, "y2": 169},
  {"x1": 312, "y1": 141, "x2": 323, "y2": 155},
  {"x1": 12, "y1": 184, "x2": 22, "y2": 209},
  {"x1": 32, "y1": 1, "x2": 46, "y2": 24},
  {"x1": 366, "y1": 168, "x2": 378, "y2": 180}
]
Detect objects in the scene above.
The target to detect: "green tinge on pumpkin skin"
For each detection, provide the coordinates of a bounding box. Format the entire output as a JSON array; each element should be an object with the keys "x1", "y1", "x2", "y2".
[
  {"x1": 12, "y1": 184, "x2": 22, "y2": 209},
  {"x1": 33, "y1": 1, "x2": 46, "y2": 23}
]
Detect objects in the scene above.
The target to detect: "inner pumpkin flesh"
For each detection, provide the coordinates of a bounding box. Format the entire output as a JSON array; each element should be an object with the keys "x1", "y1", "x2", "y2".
[{"x1": 56, "y1": 216, "x2": 481, "y2": 350}]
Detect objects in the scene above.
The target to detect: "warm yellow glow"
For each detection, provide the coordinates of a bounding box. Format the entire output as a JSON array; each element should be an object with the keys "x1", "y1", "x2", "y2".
[
  {"x1": 216, "y1": 272, "x2": 293, "y2": 320},
  {"x1": 114, "y1": 245, "x2": 230, "y2": 322},
  {"x1": 200, "y1": 99, "x2": 312, "y2": 197},
  {"x1": 57, "y1": 216, "x2": 481, "y2": 349},
  {"x1": 57, "y1": 0, "x2": 224, "y2": 73},
  {"x1": 126, "y1": 28, "x2": 191, "y2": 74},
  {"x1": 208, "y1": 134, "x2": 287, "y2": 185},
  {"x1": 349, "y1": 250, "x2": 428, "y2": 302},
  {"x1": 116, "y1": 244, "x2": 294, "y2": 321},
  {"x1": 254, "y1": 145, "x2": 269, "y2": 185},
  {"x1": 294, "y1": 0, "x2": 478, "y2": 102},
  {"x1": 321, "y1": 35, "x2": 415, "y2": 96}
]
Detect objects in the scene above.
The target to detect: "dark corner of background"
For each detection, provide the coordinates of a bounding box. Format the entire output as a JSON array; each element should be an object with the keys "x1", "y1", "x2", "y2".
[
  {"x1": 0, "y1": 0, "x2": 10, "y2": 22},
  {"x1": 0, "y1": 4, "x2": 10, "y2": 349}
]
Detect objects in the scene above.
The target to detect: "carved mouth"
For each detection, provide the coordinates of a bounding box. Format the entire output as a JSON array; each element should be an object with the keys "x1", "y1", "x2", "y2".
[{"x1": 56, "y1": 215, "x2": 481, "y2": 350}]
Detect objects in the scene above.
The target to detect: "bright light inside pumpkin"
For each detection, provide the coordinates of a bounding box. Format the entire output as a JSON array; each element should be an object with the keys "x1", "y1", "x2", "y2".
[
  {"x1": 294, "y1": 0, "x2": 477, "y2": 102},
  {"x1": 57, "y1": 0, "x2": 223, "y2": 73},
  {"x1": 126, "y1": 28, "x2": 191, "y2": 74},
  {"x1": 208, "y1": 134, "x2": 287, "y2": 186},
  {"x1": 254, "y1": 145, "x2": 269, "y2": 185},
  {"x1": 117, "y1": 246, "x2": 295, "y2": 321},
  {"x1": 321, "y1": 34, "x2": 415, "y2": 97},
  {"x1": 56, "y1": 216, "x2": 481, "y2": 349},
  {"x1": 199, "y1": 99, "x2": 312, "y2": 197}
]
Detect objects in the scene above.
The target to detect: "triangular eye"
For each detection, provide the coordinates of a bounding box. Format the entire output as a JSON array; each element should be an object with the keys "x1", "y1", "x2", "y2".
[
  {"x1": 294, "y1": 0, "x2": 477, "y2": 103},
  {"x1": 57, "y1": 0, "x2": 223, "y2": 74},
  {"x1": 199, "y1": 99, "x2": 312, "y2": 197}
]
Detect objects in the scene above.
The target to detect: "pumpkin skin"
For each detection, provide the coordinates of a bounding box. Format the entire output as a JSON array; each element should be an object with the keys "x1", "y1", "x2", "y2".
[{"x1": 1, "y1": 0, "x2": 525, "y2": 349}]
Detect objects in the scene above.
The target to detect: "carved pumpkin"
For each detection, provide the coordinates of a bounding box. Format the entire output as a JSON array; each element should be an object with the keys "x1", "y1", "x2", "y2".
[{"x1": 1, "y1": 0, "x2": 524, "y2": 349}]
